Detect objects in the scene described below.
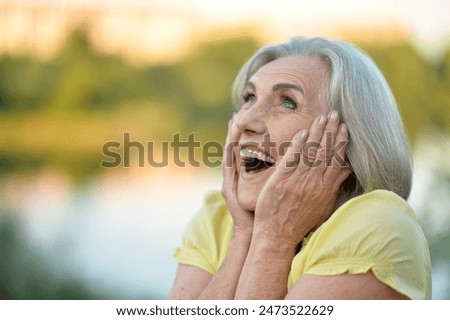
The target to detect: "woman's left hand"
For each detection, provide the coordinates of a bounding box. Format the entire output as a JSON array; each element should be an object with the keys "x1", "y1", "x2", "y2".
[
  {"x1": 222, "y1": 118, "x2": 255, "y2": 235},
  {"x1": 253, "y1": 111, "x2": 351, "y2": 247}
]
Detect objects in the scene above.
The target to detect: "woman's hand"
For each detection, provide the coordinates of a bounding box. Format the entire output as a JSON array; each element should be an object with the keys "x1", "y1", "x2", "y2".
[
  {"x1": 222, "y1": 118, "x2": 254, "y2": 235},
  {"x1": 253, "y1": 111, "x2": 351, "y2": 247}
]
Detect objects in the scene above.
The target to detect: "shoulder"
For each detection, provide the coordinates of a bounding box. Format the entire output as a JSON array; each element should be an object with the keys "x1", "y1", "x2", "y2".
[
  {"x1": 204, "y1": 190, "x2": 226, "y2": 206},
  {"x1": 183, "y1": 191, "x2": 232, "y2": 243},
  {"x1": 327, "y1": 190, "x2": 424, "y2": 241},
  {"x1": 294, "y1": 190, "x2": 431, "y2": 299},
  {"x1": 315, "y1": 190, "x2": 430, "y2": 264},
  {"x1": 173, "y1": 191, "x2": 233, "y2": 275},
  {"x1": 190, "y1": 191, "x2": 231, "y2": 232},
  {"x1": 335, "y1": 189, "x2": 414, "y2": 219}
]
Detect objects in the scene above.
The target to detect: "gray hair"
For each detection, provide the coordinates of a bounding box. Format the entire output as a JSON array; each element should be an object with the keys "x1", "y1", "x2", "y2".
[{"x1": 231, "y1": 37, "x2": 412, "y2": 200}]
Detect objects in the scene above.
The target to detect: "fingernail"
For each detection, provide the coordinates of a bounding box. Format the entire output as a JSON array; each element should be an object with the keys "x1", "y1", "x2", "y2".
[
  {"x1": 341, "y1": 123, "x2": 347, "y2": 132},
  {"x1": 301, "y1": 129, "x2": 308, "y2": 138},
  {"x1": 331, "y1": 111, "x2": 338, "y2": 121},
  {"x1": 319, "y1": 115, "x2": 327, "y2": 125}
]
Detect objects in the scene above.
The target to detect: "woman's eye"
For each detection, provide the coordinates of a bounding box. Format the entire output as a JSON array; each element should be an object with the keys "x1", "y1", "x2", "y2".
[
  {"x1": 280, "y1": 96, "x2": 297, "y2": 110},
  {"x1": 242, "y1": 93, "x2": 256, "y2": 105}
]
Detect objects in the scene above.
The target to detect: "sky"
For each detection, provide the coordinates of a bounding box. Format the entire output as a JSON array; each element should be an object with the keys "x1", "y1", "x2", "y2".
[{"x1": 13, "y1": 0, "x2": 450, "y2": 46}]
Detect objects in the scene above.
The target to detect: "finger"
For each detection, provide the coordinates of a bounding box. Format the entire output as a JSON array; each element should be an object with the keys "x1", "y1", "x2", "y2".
[
  {"x1": 321, "y1": 111, "x2": 340, "y2": 165},
  {"x1": 222, "y1": 142, "x2": 238, "y2": 195},
  {"x1": 223, "y1": 118, "x2": 240, "y2": 168},
  {"x1": 333, "y1": 123, "x2": 350, "y2": 167},
  {"x1": 223, "y1": 119, "x2": 232, "y2": 169},
  {"x1": 336, "y1": 167, "x2": 352, "y2": 186},
  {"x1": 224, "y1": 118, "x2": 233, "y2": 143},
  {"x1": 326, "y1": 163, "x2": 352, "y2": 192},
  {"x1": 222, "y1": 118, "x2": 241, "y2": 195},
  {"x1": 323, "y1": 123, "x2": 350, "y2": 181},
  {"x1": 276, "y1": 128, "x2": 309, "y2": 175},
  {"x1": 302, "y1": 114, "x2": 328, "y2": 167},
  {"x1": 223, "y1": 120, "x2": 237, "y2": 176},
  {"x1": 230, "y1": 114, "x2": 241, "y2": 141},
  {"x1": 309, "y1": 110, "x2": 340, "y2": 174}
]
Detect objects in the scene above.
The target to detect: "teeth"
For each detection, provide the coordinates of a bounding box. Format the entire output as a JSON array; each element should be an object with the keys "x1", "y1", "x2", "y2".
[
  {"x1": 240, "y1": 147, "x2": 274, "y2": 163},
  {"x1": 240, "y1": 149, "x2": 253, "y2": 158},
  {"x1": 261, "y1": 152, "x2": 268, "y2": 162},
  {"x1": 257, "y1": 151, "x2": 263, "y2": 161}
]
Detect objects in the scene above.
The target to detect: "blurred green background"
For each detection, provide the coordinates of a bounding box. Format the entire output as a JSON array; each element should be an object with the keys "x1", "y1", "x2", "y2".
[{"x1": 0, "y1": 0, "x2": 449, "y2": 299}]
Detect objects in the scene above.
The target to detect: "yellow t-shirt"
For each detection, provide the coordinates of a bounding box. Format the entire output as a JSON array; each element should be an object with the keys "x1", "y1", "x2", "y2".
[{"x1": 173, "y1": 189, "x2": 432, "y2": 299}]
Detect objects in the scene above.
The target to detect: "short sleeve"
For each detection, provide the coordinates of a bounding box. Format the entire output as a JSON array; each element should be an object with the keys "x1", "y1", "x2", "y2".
[
  {"x1": 173, "y1": 191, "x2": 233, "y2": 275},
  {"x1": 289, "y1": 190, "x2": 432, "y2": 299}
]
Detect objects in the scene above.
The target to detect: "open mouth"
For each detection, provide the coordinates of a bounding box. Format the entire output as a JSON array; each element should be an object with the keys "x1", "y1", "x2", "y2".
[{"x1": 240, "y1": 146, "x2": 275, "y2": 173}]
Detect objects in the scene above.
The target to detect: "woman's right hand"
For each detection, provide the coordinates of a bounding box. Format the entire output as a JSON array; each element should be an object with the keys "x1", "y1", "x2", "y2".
[
  {"x1": 222, "y1": 118, "x2": 254, "y2": 236},
  {"x1": 252, "y1": 112, "x2": 351, "y2": 247}
]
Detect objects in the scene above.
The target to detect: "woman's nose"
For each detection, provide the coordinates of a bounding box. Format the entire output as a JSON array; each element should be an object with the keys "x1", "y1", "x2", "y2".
[{"x1": 234, "y1": 107, "x2": 268, "y2": 136}]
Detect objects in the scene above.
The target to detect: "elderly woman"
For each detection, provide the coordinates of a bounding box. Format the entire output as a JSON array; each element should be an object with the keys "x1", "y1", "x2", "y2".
[{"x1": 169, "y1": 37, "x2": 431, "y2": 299}]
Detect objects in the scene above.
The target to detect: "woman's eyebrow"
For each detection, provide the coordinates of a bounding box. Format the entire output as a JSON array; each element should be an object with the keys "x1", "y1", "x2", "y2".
[
  {"x1": 244, "y1": 81, "x2": 256, "y2": 91},
  {"x1": 272, "y1": 83, "x2": 304, "y2": 95}
]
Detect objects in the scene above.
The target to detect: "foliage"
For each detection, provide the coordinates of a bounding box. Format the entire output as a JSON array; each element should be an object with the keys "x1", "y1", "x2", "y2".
[
  {"x1": 0, "y1": 28, "x2": 449, "y2": 180},
  {"x1": 360, "y1": 42, "x2": 450, "y2": 141}
]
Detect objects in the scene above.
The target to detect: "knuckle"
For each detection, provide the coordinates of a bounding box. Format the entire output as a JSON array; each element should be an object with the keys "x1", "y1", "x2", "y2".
[
  {"x1": 291, "y1": 139, "x2": 303, "y2": 150},
  {"x1": 316, "y1": 147, "x2": 327, "y2": 160}
]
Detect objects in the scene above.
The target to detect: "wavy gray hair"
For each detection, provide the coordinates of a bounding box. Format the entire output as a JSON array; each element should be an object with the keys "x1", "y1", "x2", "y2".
[{"x1": 231, "y1": 37, "x2": 412, "y2": 200}]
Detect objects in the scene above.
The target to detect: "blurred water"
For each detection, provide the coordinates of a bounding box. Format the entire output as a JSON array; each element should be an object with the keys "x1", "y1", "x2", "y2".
[{"x1": 3, "y1": 167, "x2": 222, "y2": 299}]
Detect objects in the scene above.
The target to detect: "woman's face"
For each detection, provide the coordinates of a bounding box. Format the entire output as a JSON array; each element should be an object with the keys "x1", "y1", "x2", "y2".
[{"x1": 233, "y1": 56, "x2": 330, "y2": 211}]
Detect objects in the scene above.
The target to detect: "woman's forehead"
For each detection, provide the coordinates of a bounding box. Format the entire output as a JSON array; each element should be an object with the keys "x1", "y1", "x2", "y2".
[{"x1": 249, "y1": 56, "x2": 330, "y2": 86}]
